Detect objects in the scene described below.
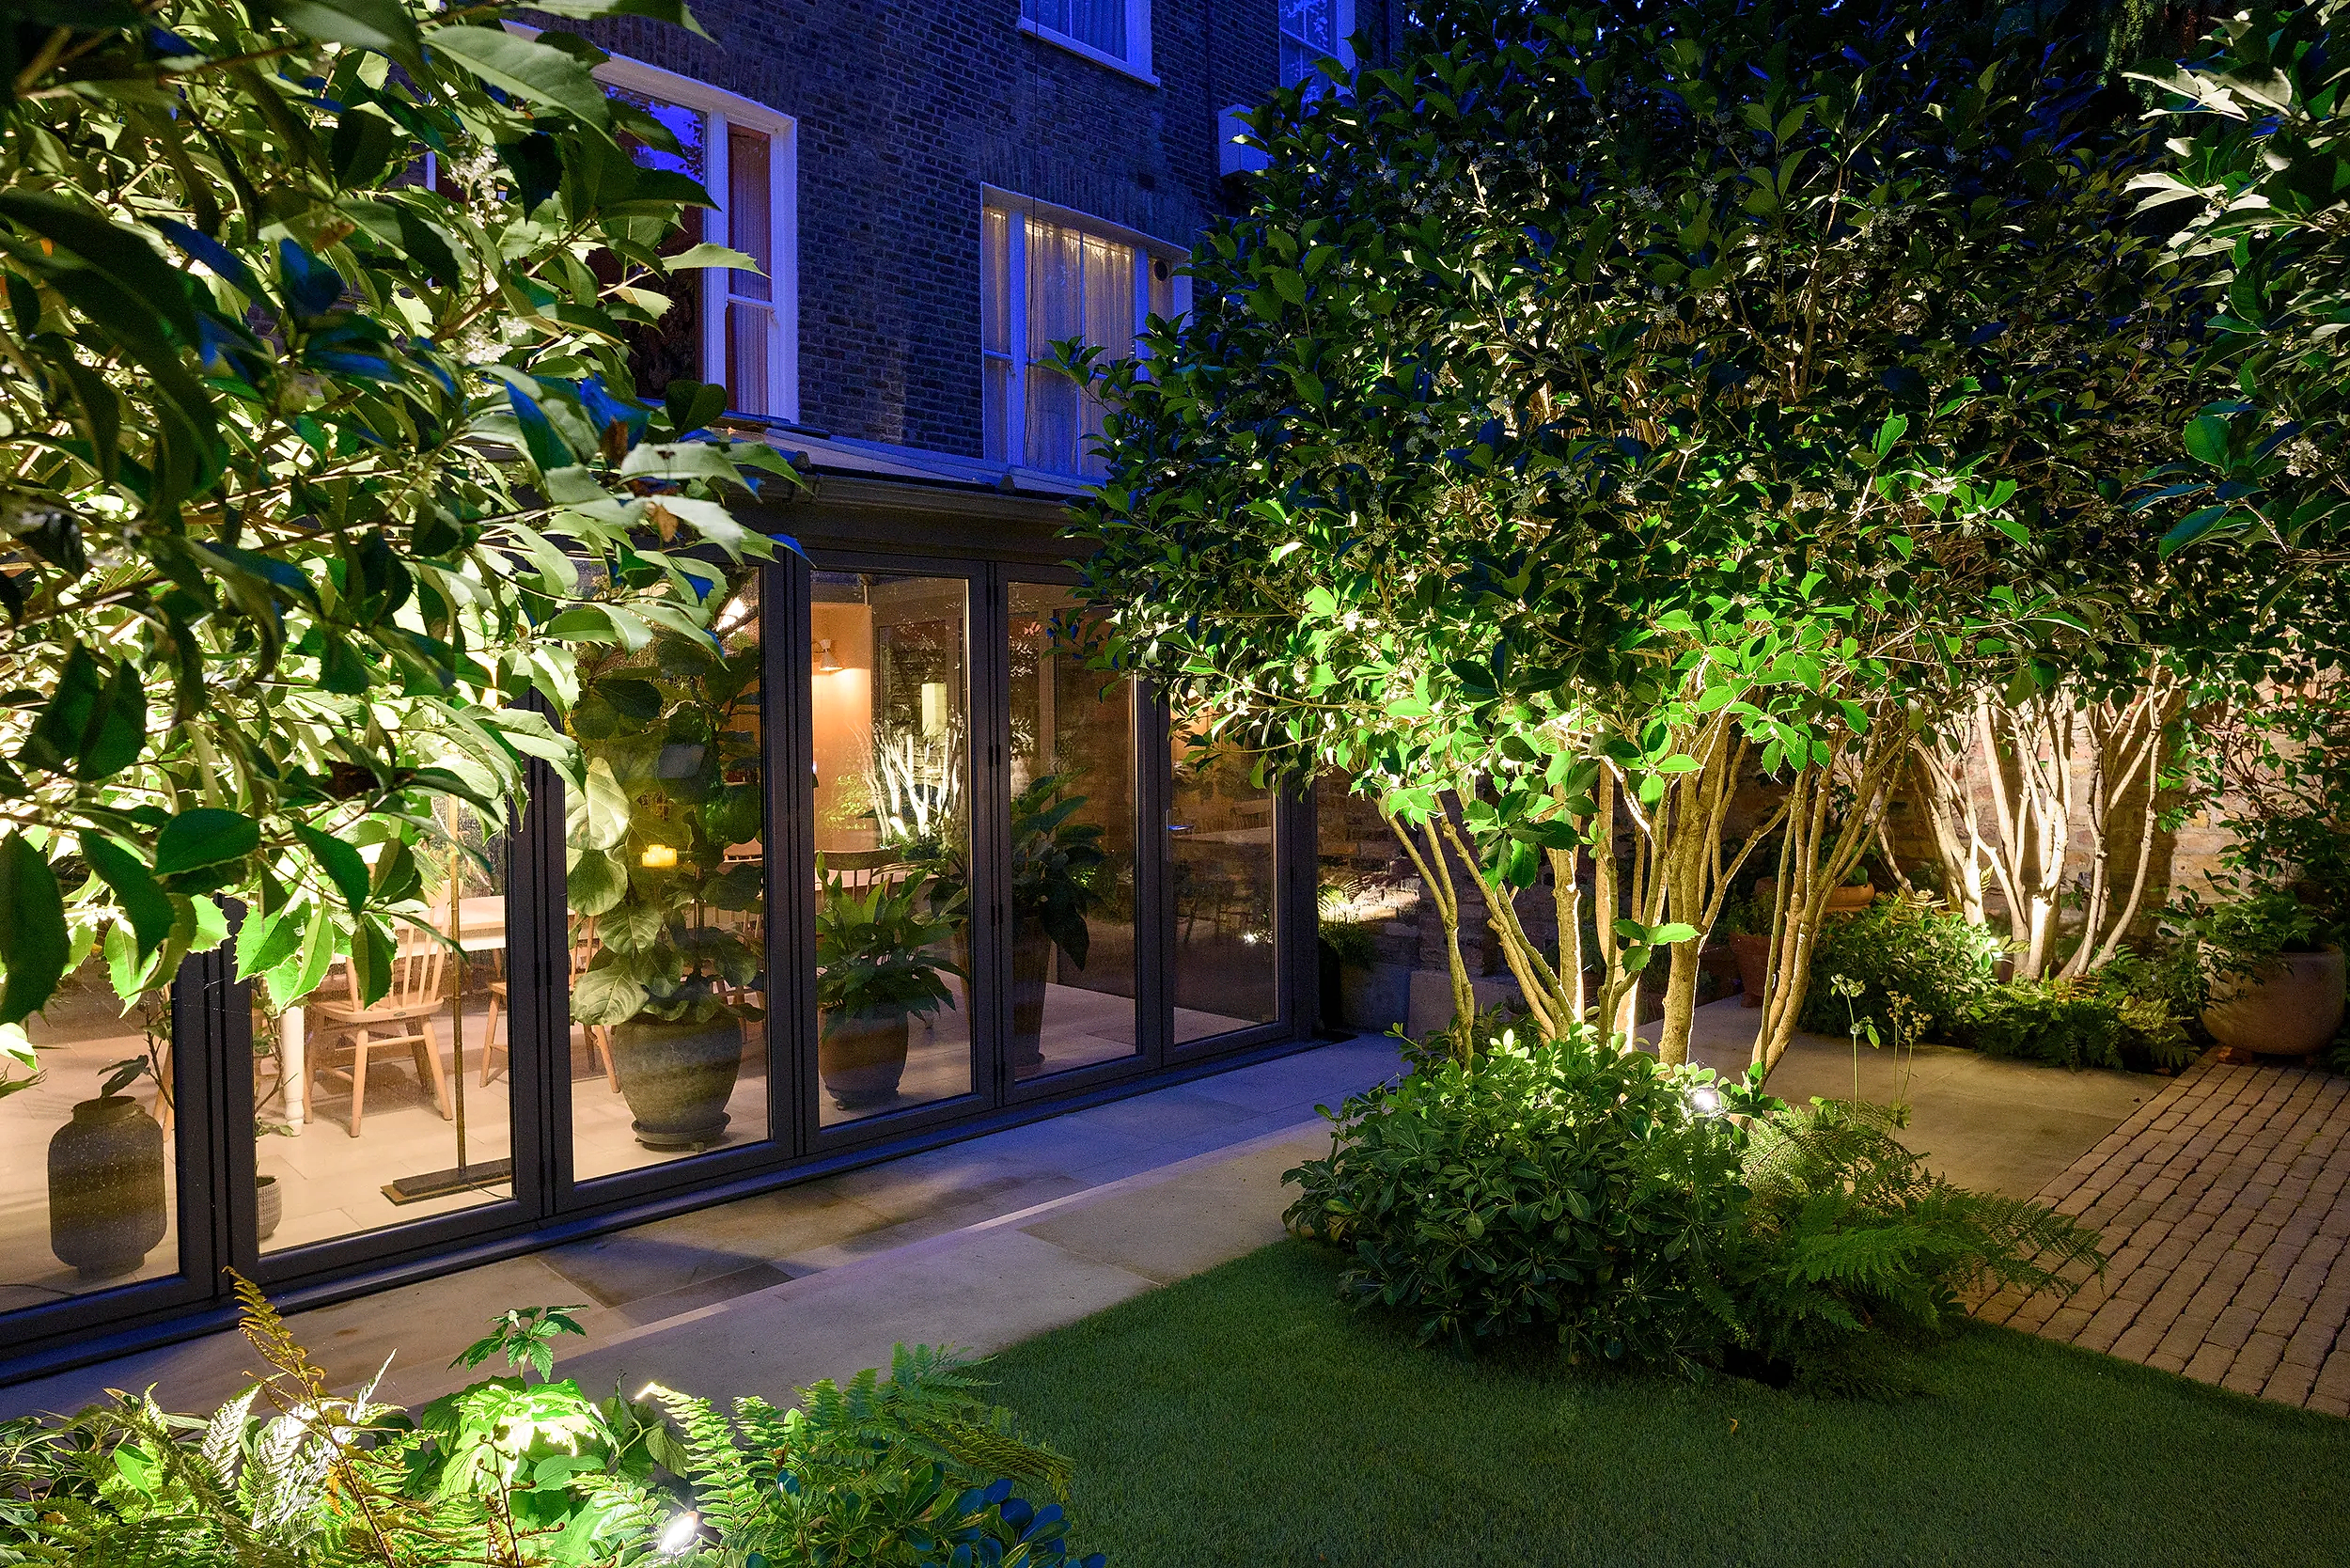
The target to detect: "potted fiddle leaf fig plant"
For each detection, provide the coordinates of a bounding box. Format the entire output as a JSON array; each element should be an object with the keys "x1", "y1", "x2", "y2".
[
  {"x1": 816, "y1": 866, "x2": 963, "y2": 1109},
  {"x1": 568, "y1": 625, "x2": 767, "y2": 1151},
  {"x1": 1006, "y1": 774, "x2": 1108, "y2": 1070}
]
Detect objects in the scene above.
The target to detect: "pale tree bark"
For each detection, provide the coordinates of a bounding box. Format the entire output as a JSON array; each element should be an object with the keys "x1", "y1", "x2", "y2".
[
  {"x1": 2060, "y1": 670, "x2": 2187, "y2": 977},
  {"x1": 1751, "y1": 726, "x2": 1910, "y2": 1076},
  {"x1": 1385, "y1": 805, "x2": 1478, "y2": 1059}
]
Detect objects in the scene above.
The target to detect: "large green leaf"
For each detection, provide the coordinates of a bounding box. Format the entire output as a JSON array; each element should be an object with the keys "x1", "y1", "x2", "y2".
[
  {"x1": 567, "y1": 758, "x2": 631, "y2": 851},
  {"x1": 565, "y1": 847, "x2": 627, "y2": 917},
  {"x1": 426, "y1": 26, "x2": 613, "y2": 130},
  {"x1": 571, "y1": 963, "x2": 649, "y2": 1026},
  {"x1": 79, "y1": 834, "x2": 175, "y2": 960},
  {"x1": 274, "y1": 0, "x2": 422, "y2": 56},
  {"x1": 294, "y1": 823, "x2": 372, "y2": 912},
  {"x1": 153, "y1": 808, "x2": 262, "y2": 879},
  {"x1": 0, "y1": 835, "x2": 69, "y2": 1026}
]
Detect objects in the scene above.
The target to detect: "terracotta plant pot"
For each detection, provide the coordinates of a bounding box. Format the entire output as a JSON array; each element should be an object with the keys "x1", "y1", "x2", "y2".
[
  {"x1": 819, "y1": 1008, "x2": 909, "y2": 1110},
  {"x1": 1753, "y1": 878, "x2": 1876, "y2": 917},
  {"x1": 49, "y1": 1095, "x2": 167, "y2": 1281},
  {"x1": 2201, "y1": 947, "x2": 2346, "y2": 1058},
  {"x1": 1730, "y1": 934, "x2": 1771, "y2": 1009},
  {"x1": 610, "y1": 1013, "x2": 743, "y2": 1149},
  {"x1": 1008, "y1": 918, "x2": 1053, "y2": 1071},
  {"x1": 255, "y1": 1173, "x2": 282, "y2": 1243}
]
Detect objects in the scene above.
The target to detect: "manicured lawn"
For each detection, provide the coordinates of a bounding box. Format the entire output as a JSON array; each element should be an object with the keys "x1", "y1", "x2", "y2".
[{"x1": 983, "y1": 1240, "x2": 2350, "y2": 1568}]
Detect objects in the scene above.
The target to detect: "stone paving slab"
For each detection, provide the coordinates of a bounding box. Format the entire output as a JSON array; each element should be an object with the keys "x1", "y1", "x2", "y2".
[{"x1": 1978, "y1": 1058, "x2": 2350, "y2": 1416}]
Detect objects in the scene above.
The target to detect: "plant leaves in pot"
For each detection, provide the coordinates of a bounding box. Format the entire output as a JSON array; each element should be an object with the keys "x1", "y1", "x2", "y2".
[
  {"x1": 1006, "y1": 773, "x2": 1107, "y2": 1071},
  {"x1": 816, "y1": 864, "x2": 964, "y2": 1110}
]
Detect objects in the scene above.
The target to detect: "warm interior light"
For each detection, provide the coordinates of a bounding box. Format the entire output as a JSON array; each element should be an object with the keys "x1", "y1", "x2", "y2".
[
  {"x1": 920, "y1": 680, "x2": 948, "y2": 736},
  {"x1": 639, "y1": 843, "x2": 678, "y2": 870},
  {"x1": 813, "y1": 635, "x2": 842, "y2": 673}
]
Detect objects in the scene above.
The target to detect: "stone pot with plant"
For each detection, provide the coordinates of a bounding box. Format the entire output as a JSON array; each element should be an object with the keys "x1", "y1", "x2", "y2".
[
  {"x1": 567, "y1": 635, "x2": 770, "y2": 1151},
  {"x1": 2195, "y1": 890, "x2": 2346, "y2": 1058},
  {"x1": 48, "y1": 1056, "x2": 167, "y2": 1281},
  {"x1": 816, "y1": 865, "x2": 963, "y2": 1109}
]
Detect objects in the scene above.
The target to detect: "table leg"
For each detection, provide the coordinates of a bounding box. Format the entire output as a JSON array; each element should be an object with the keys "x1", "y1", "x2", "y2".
[{"x1": 281, "y1": 1005, "x2": 306, "y2": 1130}]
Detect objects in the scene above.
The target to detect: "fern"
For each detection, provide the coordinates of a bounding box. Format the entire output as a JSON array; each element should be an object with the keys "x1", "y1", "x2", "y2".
[{"x1": 1730, "y1": 1100, "x2": 2107, "y2": 1394}]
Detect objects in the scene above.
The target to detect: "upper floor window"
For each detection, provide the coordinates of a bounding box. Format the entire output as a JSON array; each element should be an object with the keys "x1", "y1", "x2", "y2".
[
  {"x1": 593, "y1": 55, "x2": 799, "y2": 422},
  {"x1": 982, "y1": 198, "x2": 1178, "y2": 478},
  {"x1": 1279, "y1": 0, "x2": 1354, "y2": 92},
  {"x1": 1021, "y1": 0, "x2": 1154, "y2": 81}
]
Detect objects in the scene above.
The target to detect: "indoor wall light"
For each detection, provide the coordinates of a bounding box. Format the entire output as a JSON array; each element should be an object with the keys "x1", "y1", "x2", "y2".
[
  {"x1": 813, "y1": 636, "x2": 842, "y2": 673},
  {"x1": 640, "y1": 843, "x2": 679, "y2": 870}
]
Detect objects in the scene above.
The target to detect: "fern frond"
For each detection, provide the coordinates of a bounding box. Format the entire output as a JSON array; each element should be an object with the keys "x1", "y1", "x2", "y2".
[{"x1": 642, "y1": 1383, "x2": 766, "y2": 1541}]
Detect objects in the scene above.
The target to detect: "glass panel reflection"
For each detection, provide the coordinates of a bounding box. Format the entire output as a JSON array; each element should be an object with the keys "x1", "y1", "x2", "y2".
[
  {"x1": 813, "y1": 572, "x2": 974, "y2": 1122},
  {"x1": 1009, "y1": 584, "x2": 1137, "y2": 1080},
  {"x1": 2, "y1": 955, "x2": 180, "y2": 1306},
  {"x1": 566, "y1": 572, "x2": 770, "y2": 1179},
  {"x1": 1169, "y1": 735, "x2": 1279, "y2": 1042},
  {"x1": 260, "y1": 809, "x2": 513, "y2": 1250}
]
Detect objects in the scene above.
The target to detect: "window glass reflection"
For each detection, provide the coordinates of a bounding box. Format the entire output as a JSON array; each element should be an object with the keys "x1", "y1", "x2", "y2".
[
  {"x1": 813, "y1": 572, "x2": 974, "y2": 1122},
  {"x1": 566, "y1": 572, "x2": 769, "y2": 1179},
  {"x1": 1009, "y1": 585, "x2": 1137, "y2": 1080},
  {"x1": 1169, "y1": 735, "x2": 1280, "y2": 1041}
]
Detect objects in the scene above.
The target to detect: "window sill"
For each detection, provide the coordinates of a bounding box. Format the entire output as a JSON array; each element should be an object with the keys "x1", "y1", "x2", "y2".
[{"x1": 1017, "y1": 19, "x2": 1159, "y2": 88}]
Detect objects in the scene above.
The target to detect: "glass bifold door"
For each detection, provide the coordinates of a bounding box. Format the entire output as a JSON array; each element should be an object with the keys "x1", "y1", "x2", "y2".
[{"x1": 0, "y1": 555, "x2": 1297, "y2": 1368}]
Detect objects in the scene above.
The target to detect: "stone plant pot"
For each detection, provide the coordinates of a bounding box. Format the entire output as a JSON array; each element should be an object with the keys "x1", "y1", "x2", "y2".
[
  {"x1": 1730, "y1": 934, "x2": 1771, "y2": 1009},
  {"x1": 820, "y1": 1008, "x2": 910, "y2": 1110},
  {"x1": 1008, "y1": 918, "x2": 1054, "y2": 1072},
  {"x1": 49, "y1": 1095, "x2": 167, "y2": 1281},
  {"x1": 610, "y1": 1013, "x2": 743, "y2": 1150},
  {"x1": 255, "y1": 1173, "x2": 282, "y2": 1244},
  {"x1": 1338, "y1": 962, "x2": 1408, "y2": 1032},
  {"x1": 2201, "y1": 947, "x2": 2346, "y2": 1058}
]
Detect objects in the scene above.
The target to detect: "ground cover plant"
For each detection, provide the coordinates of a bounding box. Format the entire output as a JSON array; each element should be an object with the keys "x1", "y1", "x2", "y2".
[
  {"x1": 1284, "y1": 1026, "x2": 2106, "y2": 1394},
  {"x1": 981, "y1": 1239, "x2": 2350, "y2": 1568},
  {"x1": 0, "y1": 1282, "x2": 1104, "y2": 1567}
]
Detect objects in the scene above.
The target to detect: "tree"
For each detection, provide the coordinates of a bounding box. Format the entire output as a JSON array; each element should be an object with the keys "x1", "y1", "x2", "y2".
[
  {"x1": 0, "y1": 0, "x2": 793, "y2": 1089},
  {"x1": 1064, "y1": 0, "x2": 2236, "y2": 1068}
]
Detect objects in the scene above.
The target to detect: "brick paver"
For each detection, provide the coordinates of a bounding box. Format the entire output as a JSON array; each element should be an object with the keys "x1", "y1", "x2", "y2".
[{"x1": 1977, "y1": 1058, "x2": 2350, "y2": 1414}]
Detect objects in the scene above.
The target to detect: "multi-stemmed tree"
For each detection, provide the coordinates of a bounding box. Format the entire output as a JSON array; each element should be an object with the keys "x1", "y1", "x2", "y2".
[{"x1": 1064, "y1": 0, "x2": 2243, "y2": 1067}]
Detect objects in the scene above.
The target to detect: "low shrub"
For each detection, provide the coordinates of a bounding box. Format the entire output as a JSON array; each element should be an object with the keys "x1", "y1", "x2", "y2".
[
  {"x1": 1729, "y1": 1100, "x2": 2106, "y2": 1395},
  {"x1": 0, "y1": 1283, "x2": 1102, "y2": 1568},
  {"x1": 1284, "y1": 1028, "x2": 1752, "y2": 1369},
  {"x1": 1798, "y1": 894, "x2": 2002, "y2": 1043},
  {"x1": 1288, "y1": 1028, "x2": 2107, "y2": 1395},
  {"x1": 1960, "y1": 980, "x2": 2128, "y2": 1070}
]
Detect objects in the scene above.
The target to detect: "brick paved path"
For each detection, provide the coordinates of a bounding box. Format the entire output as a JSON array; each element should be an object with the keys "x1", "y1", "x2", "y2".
[{"x1": 1977, "y1": 1058, "x2": 2350, "y2": 1414}]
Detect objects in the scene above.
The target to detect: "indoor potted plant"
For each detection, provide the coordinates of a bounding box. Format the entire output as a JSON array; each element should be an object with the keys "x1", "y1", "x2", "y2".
[
  {"x1": 2193, "y1": 889, "x2": 2345, "y2": 1058},
  {"x1": 1007, "y1": 773, "x2": 1108, "y2": 1070},
  {"x1": 48, "y1": 1055, "x2": 167, "y2": 1281},
  {"x1": 816, "y1": 865, "x2": 963, "y2": 1109},
  {"x1": 567, "y1": 633, "x2": 768, "y2": 1150}
]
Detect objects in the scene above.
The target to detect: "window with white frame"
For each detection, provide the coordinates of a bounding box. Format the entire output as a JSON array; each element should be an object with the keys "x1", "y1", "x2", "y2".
[
  {"x1": 593, "y1": 57, "x2": 798, "y2": 422},
  {"x1": 982, "y1": 199, "x2": 1177, "y2": 478},
  {"x1": 1279, "y1": 0, "x2": 1355, "y2": 91},
  {"x1": 1021, "y1": 0, "x2": 1153, "y2": 78}
]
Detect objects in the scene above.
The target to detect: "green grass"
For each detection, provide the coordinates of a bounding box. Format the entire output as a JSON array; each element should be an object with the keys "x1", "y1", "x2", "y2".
[{"x1": 982, "y1": 1240, "x2": 2350, "y2": 1568}]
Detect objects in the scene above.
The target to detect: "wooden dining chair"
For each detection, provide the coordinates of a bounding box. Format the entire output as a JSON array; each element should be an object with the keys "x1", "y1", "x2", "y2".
[
  {"x1": 480, "y1": 916, "x2": 619, "y2": 1091},
  {"x1": 308, "y1": 922, "x2": 454, "y2": 1137}
]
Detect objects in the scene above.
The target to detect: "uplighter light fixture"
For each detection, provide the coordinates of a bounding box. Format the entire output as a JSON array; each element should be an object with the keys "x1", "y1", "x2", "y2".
[
  {"x1": 813, "y1": 636, "x2": 842, "y2": 673},
  {"x1": 639, "y1": 843, "x2": 678, "y2": 870}
]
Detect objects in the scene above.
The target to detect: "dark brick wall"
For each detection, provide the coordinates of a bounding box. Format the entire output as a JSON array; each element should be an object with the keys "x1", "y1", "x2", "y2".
[{"x1": 563, "y1": 2, "x2": 1402, "y2": 458}]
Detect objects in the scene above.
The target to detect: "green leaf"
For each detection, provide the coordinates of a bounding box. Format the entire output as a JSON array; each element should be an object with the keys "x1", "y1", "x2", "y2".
[
  {"x1": 235, "y1": 900, "x2": 307, "y2": 981},
  {"x1": 572, "y1": 963, "x2": 649, "y2": 1026},
  {"x1": 153, "y1": 808, "x2": 261, "y2": 879},
  {"x1": 666, "y1": 243, "x2": 762, "y2": 273},
  {"x1": 567, "y1": 758, "x2": 631, "y2": 851},
  {"x1": 2182, "y1": 414, "x2": 2232, "y2": 469},
  {"x1": 426, "y1": 25, "x2": 613, "y2": 130},
  {"x1": 349, "y1": 917, "x2": 397, "y2": 1008},
  {"x1": 79, "y1": 835, "x2": 174, "y2": 960},
  {"x1": 0, "y1": 834, "x2": 70, "y2": 1026},
  {"x1": 265, "y1": 902, "x2": 337, "y2": 1010},
  {"x1": 274, "y1": 0, "x2": 422, "y2": 56},
  {"x1": 294, "y1": 824, "x2": 372, "y2": 912},
  {"x1": 565, "y1": 848, "x2": 627, "y2": 917}
]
